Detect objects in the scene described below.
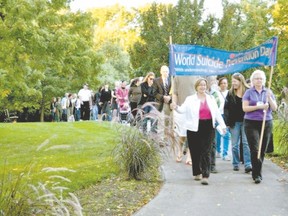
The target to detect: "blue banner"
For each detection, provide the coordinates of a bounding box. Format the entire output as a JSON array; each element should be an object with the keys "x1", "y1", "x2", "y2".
[{"x1": 169, "y1": 37, "x2": 278, "y2": 76}]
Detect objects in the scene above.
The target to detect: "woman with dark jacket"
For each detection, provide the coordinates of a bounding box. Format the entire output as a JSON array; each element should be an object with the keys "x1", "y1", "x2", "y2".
[
  {"x1": 224, "y1": 73, "x2": 252, "y2": 173},
  {"x1": 128, "y1": 78, "x2": 142, "y2": 118},
  {"x1": 138, "y1": 72, "x2": 156, "y2": 133}
]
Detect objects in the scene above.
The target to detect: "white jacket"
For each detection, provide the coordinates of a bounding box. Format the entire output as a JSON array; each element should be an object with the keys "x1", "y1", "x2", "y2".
[{"x1": 176, "y1": 93, "x2": 226, "y2": 132}]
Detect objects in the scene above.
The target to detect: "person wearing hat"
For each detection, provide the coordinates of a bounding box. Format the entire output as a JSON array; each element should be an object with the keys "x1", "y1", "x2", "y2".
[{"x1": 78, "y1": 83, "x2": 92, "y2": 120}]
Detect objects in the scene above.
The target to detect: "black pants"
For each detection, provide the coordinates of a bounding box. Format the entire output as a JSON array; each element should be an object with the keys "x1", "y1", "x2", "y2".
[
  {"x1": 210, "y1": 130, "x2": 216, "y2": 169},
  {"x1": 187, "y1": 119, "x2": 213, "y2": 178},
  {"x1": 130, "y1": 102, "x2": 138, "y2": 118},
  {"x1": 244, "y1": 119, "x2": 272, "y2": 180},
  {"x1": 81, "y1": 101, "x2": 90, "y2": 120}
]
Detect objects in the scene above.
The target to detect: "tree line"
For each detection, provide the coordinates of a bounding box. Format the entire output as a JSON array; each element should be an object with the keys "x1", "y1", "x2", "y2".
[{"x1": 0, "y1": 0, "x2": 287, "y2": 121}]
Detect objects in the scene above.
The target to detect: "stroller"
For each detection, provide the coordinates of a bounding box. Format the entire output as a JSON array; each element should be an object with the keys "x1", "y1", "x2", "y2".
[{"x1": 118, "y1": 102, "x2": 132, "y2": 124}]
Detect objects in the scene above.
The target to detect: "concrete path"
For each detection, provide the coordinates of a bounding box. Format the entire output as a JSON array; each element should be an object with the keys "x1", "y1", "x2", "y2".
[{"x1": 134, "y1": 155, "x2": 288, "y2": 216}]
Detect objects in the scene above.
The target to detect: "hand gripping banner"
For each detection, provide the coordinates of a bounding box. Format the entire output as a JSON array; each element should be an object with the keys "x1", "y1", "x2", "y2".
[{"x1": 169, "y1": 37, "x2": 278, "y2": 76}]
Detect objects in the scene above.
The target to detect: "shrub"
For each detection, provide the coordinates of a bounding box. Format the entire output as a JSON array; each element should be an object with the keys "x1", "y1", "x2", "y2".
[
  {"x1": 113, "y1": 103, "x2": 177, "y2": 180},
  {"x1": 0, "y1": 165, "x2": 83, "y2": 215},
  {"x1": 113, "y1": 126, "x2": 162, "y2": 180},
  {"x1": 276, "y1": 88, "x2": 288, "y2": 155},
  {"x1": 0, "y1": 167, "x2": 30, "y2": 215}
]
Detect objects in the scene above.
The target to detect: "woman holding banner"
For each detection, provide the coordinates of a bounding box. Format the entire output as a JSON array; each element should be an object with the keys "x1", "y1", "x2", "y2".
[
  {"x1": 243, "y1": 70, "x2": 277, "y2": 184},
  {"x1": 171, "y1": 78, "x2": 227, "y2": 185}
]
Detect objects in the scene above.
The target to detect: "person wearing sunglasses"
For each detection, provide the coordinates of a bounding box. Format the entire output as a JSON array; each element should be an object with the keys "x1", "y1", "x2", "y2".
[{"x1": 138, "y1": 72, "x2": 156, "y2": 133}]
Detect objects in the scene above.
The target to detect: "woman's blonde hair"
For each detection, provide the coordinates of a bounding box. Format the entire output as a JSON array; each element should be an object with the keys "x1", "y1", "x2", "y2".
[
  {"x1": 194, "y1": 78, "x2": 208, "y2": 91},
  {"x1": 250, "y1": 70, "x2": 266, "y2": 87},
  {"x1": 229, "y1": 73, "x2": 250, "y2": 101}
]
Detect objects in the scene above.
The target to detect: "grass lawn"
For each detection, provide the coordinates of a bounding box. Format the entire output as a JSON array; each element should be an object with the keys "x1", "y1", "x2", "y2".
[
  {"x1": 0, "y1": 122, "x2": 120, "y2": 191},
  {"x1": 0, "y1": 121, "x2": 163, "y2": 215}
]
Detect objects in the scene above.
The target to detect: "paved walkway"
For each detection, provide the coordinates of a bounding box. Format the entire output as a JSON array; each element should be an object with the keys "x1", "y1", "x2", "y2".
[{"x1": 134, "y1": 154, "x2": 288, "y2": 216}]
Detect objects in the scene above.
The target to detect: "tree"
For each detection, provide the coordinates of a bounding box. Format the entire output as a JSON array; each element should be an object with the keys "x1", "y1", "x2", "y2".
[
  {"x1": 271, "y1": 0, "x2": 288, "y2": 89},
  {"x1": 0, "y1": 0, "x2": 102, "y2": 121},
  {"x1": 97, "y1": 41, "x2": 131, "y2": 85},
  {"x1": 129, "y1": 0, "x2": 217, "y2": 76},
  {"x1": 89, "y1": 5, "x2": 137, "y2": 82}
]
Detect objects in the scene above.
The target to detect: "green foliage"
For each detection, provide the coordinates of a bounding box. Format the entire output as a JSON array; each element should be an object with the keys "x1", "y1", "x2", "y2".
[
  {"x1": 274, "y1": 121, "x2": 288, "y2": 156},
  {"x1": 113, "y1": 126, "x2": 162, "y2": 180},
  {"x1": 0, "y1": 121, "x2": 122, "y2": 214},
  {"x1": 0, "y1": 168, "x2": 30, "y2": 215},
  {"x1": 271, "y1": 0, "x2": 288, "y2": 88},
  {"x1": 113, "y1": 103, "x2": 177, "y2": 180},
  {"x1": 0, "y1": 122, "x2": 120, "y2": 190},
  {"x1": 1, "y1": 0, "x2": 288, "y2": 122},
  {"x1": 275, "y1": 89, "x2": 288, "y2": 156},
  {"x1": 97, "y1": 41, "x2": 131, "y2": 85},
  {"x1": 0, "y1": 0, "x2": 102, "y2": 121},
  {"x1": 0, "y1": 165, "x2": 83, "y2": 215}
]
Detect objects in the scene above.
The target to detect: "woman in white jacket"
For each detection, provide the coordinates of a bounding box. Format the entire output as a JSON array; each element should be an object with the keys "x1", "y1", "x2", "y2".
[{"x1": 171, "y1": 78, "x2": 226, "y2": 185}]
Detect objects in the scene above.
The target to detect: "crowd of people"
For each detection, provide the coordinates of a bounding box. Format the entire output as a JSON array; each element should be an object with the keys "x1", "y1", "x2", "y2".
[
  {"x1": 171, "y1": 70, "x2": 277, "y2": 185},
  {"x1": 49, "y1": 67, "x2": 278, "y2": 186}
]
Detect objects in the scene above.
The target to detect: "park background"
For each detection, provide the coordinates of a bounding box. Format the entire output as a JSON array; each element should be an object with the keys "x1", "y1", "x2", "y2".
[
  {"x1": 0, "y1": 0, "x2": 288, "y2": 215},
  {"x1": 0, "y1": 0, "x2": 288, "y2": 122}
]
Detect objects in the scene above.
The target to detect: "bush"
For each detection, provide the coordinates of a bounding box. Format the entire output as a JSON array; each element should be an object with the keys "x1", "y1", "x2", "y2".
[
  {"x1": 0, "y1": 165, "x2": 83, "y2": 215},
  {"x1": 276, "y1": 95, "x2": 288, "y2": 156},
  {"x1": 113, "y1": 103, "x2": 177, "y2": 180},
  {"x1": 113, "y1": 126, "x2": 162, "y2": 180},
  {"x1": 0, "y1": 168, "x2": 30, "y2": 215}
]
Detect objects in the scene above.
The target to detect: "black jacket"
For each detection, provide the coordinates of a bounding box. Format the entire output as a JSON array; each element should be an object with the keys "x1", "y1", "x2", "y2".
[
  {"x1": 153, "y1": 77, "x2": 172, "y2": 112},
  {"x1": 138, "y1": 82, "x2": 156, "y2": 106},
  {"x1": 224, "y1": 92, "x2": 244, "y2": 128}
]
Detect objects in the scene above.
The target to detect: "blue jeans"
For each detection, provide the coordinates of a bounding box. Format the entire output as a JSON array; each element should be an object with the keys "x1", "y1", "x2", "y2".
[
  {"x1": 75, "y1": 109, "x2": 81, "y2": 121},
  {"x1": 216, "y1": 117, "x2": 231, "y2": 157},
  {"x1": 230, "y1": 122, "x2": 251, "y2": 169},
  {"x1": 92, "y1": 105, "x2": 98, "y2": 120}
]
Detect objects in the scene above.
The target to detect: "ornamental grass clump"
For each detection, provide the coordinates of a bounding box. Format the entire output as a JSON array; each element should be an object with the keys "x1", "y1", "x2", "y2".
[
  {"x1": 0, "y1": 168, "x2": 29, "y2": 216},
  {"x1": 277, "y1": 87, "x2": 288, "y2": 156},
  {"x1": 113, "y1": 126, "x2": 162, "y2": 180},
  {"x1": 27, "y1": 167, "x2": 83, "y2": 216},
  {"x1": 113, "y1": 103, "x2": 177, "y2": 180},
  {"x1": 0, "y1": 155, "x2": 83, "y2": 215}
]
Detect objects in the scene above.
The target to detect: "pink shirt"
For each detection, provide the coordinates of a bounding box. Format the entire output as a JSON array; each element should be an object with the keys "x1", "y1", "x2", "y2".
[{"x1": 199, "y1": 99, "x2": 212, "y2": 119}]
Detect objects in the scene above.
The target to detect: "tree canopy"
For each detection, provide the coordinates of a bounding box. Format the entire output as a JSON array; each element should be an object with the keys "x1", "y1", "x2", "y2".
[{"x1": 0, "y1": 0, "x2": 286, "y2": 121}]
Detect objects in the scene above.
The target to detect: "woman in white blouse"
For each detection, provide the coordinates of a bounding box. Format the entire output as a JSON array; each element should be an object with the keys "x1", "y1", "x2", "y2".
[{"x1": 171, "y1": 78, "x2": 226, "y2": 185}]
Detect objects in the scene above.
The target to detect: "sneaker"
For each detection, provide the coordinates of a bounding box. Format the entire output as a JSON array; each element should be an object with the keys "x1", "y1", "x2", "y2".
[
  {"x1": 245, "y1": 167, "x2": 252, "y2": 173},
  {"x1": 233, "y1": 166, "x2": 239, "y2": 171},
  {"x1": 210, "y1": 166, "x2": 218, "y2": 173},
  {"x1": 216, "y1": 152, "x2": 221, "y2": 158},
  {"x1": 223, "y1": 156, "x2": 231, "y2": 161},
  {"x1": 201, "y1": 178, "x2": 209, "y2": 185},
  {"x1": 254, "y1": 176, "x2": 261, "y2": 184},
  {"x1": 194, "y1": 175, "x2": 202, "y2": 181}
]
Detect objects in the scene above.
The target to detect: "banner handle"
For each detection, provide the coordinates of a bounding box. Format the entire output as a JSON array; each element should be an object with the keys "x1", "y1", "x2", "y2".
[{"x1": 257, "y1": 66, "x2": 274, "y2": 159}]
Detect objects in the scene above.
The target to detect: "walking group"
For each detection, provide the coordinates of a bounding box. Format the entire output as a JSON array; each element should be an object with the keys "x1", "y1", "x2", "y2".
[
  {"x1": 49, "y1": 66, "x2": 277, "y2": 186},
  {"x1": 170, "y1": 70, "x2": 277, "y2": 185}
]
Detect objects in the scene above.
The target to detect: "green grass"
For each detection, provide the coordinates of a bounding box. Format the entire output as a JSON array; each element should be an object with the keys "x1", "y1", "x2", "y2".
[
  {"x1": 272, "y1": 120, "x2": 287, "y2": 155},
  {"x1": 0, "y1": 121, "x2": 121, "y2": 191}
]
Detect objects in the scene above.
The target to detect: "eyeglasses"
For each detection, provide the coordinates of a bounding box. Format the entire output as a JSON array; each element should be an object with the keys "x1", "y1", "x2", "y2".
[{"x1": 149, "y1": 78, "x2": 154, "y2": 81}]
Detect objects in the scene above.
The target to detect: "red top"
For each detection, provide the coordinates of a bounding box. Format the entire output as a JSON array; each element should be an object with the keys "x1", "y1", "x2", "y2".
[{"x1": 199, "y1": 99, "x2": 212, "y2": 119}]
